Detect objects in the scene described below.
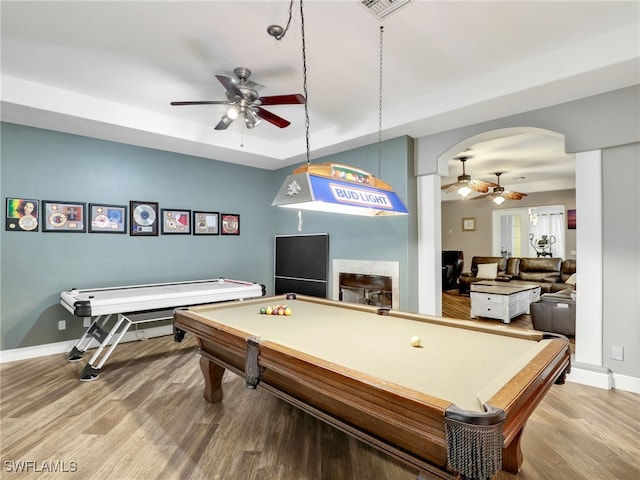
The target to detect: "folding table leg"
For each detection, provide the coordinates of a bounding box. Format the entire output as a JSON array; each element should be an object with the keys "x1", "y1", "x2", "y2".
[
  {"x1": 67, "y1": 315, "x2": 112, "y2": 361},
  {"x1": 79, "y1": 314, "x2": 132, "y2": 381}
]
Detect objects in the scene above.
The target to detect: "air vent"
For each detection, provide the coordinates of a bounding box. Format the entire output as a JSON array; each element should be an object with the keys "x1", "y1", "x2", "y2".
[{"x1": 361, "y1": 0, "x2": 412, "y2": 20}]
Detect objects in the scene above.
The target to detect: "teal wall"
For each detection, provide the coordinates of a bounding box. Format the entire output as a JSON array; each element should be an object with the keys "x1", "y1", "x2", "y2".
[{"x1": 0, "y1": 123, "x2": 417, "y2": 350}]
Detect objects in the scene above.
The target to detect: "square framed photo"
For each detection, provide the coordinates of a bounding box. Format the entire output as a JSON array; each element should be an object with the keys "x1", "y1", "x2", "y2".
[
  {"x1": 5, "y1": 197, "x2": 39, "y2": 232},
  {"x1": 42, "y1": 200, "x2": 86, "y2": 232},
  {"x1": 221, "y1": 213, "x2": 240, "y2": 236},
  {"x1": 161, "y1": 209, "x2": 191, "y2": 234},
  {"x1": 192, "y1": 211, "x2": 219, "y2": 235},
  {"x1": 462, "y1": 217, "x2": 476, "y2": 232},
  {"x1": 130, "y1": 201, "x2": 159, "y2": 236},
  {"x1": 88, "y1": 203, "x2": 127, "y2": 233}
]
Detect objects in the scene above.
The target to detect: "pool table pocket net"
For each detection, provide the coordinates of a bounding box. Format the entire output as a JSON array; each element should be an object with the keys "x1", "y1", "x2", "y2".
[{"x1": 445, "y1": 404, "x2": 506, "y2": 479}]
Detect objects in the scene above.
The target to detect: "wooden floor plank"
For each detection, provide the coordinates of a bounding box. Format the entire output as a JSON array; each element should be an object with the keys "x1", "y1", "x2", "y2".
[{"x1": 1, "y1": 295, "x2": 637, "y2": 480}]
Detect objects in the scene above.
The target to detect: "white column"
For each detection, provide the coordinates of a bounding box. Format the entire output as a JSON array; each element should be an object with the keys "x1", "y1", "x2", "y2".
[
  {"x1": 418, "y1": 174, "x2": 442, "y2": 315},
  {"x1": 574, "y1": 150, "x2": 603, "y2": 367}
]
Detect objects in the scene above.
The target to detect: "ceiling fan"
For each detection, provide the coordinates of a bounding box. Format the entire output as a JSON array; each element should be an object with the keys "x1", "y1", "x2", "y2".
[
  {"x1": 473, "y1": 172, "x2": 528, "y2": 205},
  {"x1": 441, "y1": 156, "x2": 497, "y2": 197},
  {"x1": 171, "y1": 67, "x2": 305, "y2": 130}
]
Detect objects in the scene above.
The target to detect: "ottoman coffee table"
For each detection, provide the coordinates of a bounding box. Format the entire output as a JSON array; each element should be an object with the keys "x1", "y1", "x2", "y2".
[{"x1": 470, "y1": 281, "x2": 541, "y2": 324}]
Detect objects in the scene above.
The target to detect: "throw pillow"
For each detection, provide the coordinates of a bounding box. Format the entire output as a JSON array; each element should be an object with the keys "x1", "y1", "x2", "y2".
[
  {"x1": 476, "y1": 263, "x2": 498, "y2": 280},
  {"x1": 566, "y1": 273, "x2": 577, "y2": 287}
]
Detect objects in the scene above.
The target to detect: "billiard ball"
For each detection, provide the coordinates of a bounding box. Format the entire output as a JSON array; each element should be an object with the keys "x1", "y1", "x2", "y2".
[{"x1": 410, "y1": 336, "x2": 421, "y2": 347}]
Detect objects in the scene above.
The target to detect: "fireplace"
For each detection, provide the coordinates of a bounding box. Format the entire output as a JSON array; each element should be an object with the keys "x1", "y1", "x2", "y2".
[{"x1": 333, "y1": 259, "x2": 400, "y2": 310}]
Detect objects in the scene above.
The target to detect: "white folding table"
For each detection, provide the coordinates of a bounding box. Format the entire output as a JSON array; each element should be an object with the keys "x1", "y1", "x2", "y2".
[{"x1": 60, "y1": 278, "x2": 264, "y2": 381}]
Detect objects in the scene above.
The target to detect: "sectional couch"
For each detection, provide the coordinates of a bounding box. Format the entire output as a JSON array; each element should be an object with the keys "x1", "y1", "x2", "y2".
[{"x1": 458, "y1": 256, "x2": 576, "y2": 295}]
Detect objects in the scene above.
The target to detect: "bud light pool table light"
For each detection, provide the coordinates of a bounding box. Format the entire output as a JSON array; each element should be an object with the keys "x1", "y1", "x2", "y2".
[
  {"x1": 272, "y1": 162, "x2": 408, "y2": 216},
  {"x1": 270, "y1": 13, "x2": 407, "y2": 217}
]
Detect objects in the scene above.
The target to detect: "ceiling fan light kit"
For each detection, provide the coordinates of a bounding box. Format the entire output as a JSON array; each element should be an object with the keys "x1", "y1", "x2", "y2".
[
  {"x1": 441, "y1": 156, "x2": 497, "y2": 199},
  {"x1": 457, "y1": 186, "x2": 472, "y2": 198},
  {"x1": 171, "y1": 67, "x2": 304, "y2": 131},
  {"x1": 471, "y1": 171, "x2": 528, "y2": 205}
]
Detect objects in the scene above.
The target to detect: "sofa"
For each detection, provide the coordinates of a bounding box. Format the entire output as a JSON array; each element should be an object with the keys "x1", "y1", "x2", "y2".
[
  {"x1": 459, "y1": 256, "x2": 576, "y2": 294},
  {"x1": 530, "y1": 290, "x2": 576, "y2": 336},
  {"x1": 458, "y1": 256, "x2": 508, "y2": 294},
  {"x1": 552, "y1": 259, "x2": 577, "y2": 292}
]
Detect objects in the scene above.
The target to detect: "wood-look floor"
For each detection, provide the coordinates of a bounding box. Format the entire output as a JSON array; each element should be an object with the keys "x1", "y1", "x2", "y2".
[{"x1": 1, "y1": 293, "x2": 638, "y2": 480}]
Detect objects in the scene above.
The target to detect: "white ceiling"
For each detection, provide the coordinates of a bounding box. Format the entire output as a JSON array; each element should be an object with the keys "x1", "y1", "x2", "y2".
[{"x1": 2, "y1": 1, "x2": 639, "y2": 195}]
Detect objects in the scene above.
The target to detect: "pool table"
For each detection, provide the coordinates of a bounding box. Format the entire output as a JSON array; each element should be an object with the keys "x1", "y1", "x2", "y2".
[{"x1": 174, "y1": 294, "x2": 570, "y2": 480}]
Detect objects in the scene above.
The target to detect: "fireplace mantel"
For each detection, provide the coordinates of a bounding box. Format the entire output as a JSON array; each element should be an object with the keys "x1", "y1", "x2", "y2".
[{"x1": 332, "y1": 259, "x2": 400, "y2": 310}]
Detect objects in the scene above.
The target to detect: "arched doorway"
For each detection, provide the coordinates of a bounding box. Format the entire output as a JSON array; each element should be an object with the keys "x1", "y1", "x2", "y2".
[{"x1": 422, "y1": 126, "x2": 580, "y2": 337}]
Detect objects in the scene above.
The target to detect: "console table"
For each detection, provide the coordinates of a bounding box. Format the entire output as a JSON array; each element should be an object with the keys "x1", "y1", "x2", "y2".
[{"x1": 470, "y1": 281, "x2": 541, "y2": 324}]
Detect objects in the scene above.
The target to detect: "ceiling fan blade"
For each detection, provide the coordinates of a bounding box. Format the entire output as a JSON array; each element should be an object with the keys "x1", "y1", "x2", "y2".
[
  {"x1": 504, "y1": 191, "x2": 528, "y2": 200},
  {"x1": 215, "y1": 74, "x2": 243, "y2": 98},
  {"x1": 214, "y1": 115, "x2": 234, "y2": 130},
  {"x1": 258, "y1": 94, "x2": 305, "y2": 106},
  {"x1": 441, "y1": 182, "x2": 457, "y2": 190},
  {"x1": 171, "y1": 101, "x2": 232, "y2": 106},
  {"x1": 469, "y1": 180, "x2": 498, "y2": 193},
  {"x1": 255, "y1": 107, "x2": 291, "y2": 128}
]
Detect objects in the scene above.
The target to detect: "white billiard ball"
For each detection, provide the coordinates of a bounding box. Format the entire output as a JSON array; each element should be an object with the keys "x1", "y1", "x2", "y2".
[{"x1": 410, "y1": 336, "x2": 421, "y2": 347}]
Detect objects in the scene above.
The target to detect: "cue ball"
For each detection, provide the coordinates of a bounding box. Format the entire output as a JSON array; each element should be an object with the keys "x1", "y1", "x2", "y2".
[{"x1": 410, "y1": 336, "x2": 421, "y2": 347}]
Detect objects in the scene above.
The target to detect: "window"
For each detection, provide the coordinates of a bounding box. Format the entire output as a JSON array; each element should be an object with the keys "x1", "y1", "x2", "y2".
[{"x1": 493, "y1": 205, "x2": 565, "y2": 259}]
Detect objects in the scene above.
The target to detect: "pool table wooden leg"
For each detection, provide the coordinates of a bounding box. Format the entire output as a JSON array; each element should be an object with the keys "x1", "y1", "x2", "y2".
[
  {"x1": 199, "y1": 356, "x2": 225, "y2": 403},
  {"x1": 502, "y1": 427, "x2": 524, "y2": 474}
]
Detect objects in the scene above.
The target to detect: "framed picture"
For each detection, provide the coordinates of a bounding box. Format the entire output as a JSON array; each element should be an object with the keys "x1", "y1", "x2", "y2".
[
  {"x1": 462, "y1": 217, "x2": 476, "y2": 232},
  {"x1": 161, "y1": 209, "x2": 191, "y2": 234},
  {"x1": 567, "y1": 209, "x2": 576, "y2": 230},
  {"x1": 88, "y1": 203, "x2": 127, "y2": 233},
  {"x1": 5, "y1": 197, "x2": 39, "y2": 232},
  {"x1": 42, "y1": 200, "x2": 86, "y2": 232},
  {"x1": 130, "y1": 201, "x2": 159, "y2": 236},
  {"x1": 221, "y1": 213, "x2": 240, "y2": 235},
  {"x1": 192, "y1": 211, "x2": 219, "y2": 235}
]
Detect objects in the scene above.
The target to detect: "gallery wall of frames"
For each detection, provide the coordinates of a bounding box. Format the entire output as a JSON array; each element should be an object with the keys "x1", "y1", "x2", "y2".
[{"x1": 6, "y1": 197, "x2": 240, "y2": 236}]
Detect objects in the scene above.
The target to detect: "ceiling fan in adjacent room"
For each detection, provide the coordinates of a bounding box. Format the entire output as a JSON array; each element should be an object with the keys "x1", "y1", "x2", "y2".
[
  {"x1": 441, "y1": 156, "x2": 498, "y2": 198},
  {"x1": 472, "y1": 172, "x2": 528, "y2": 205},
  {"x1": 171, "y1": 67, "x2": 305, "y2": 130}
]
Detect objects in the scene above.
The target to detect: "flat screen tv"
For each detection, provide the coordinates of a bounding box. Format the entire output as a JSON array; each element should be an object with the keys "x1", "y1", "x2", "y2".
[{"x1": 274, "y1": 233, "x2": 328, "y2": 297}]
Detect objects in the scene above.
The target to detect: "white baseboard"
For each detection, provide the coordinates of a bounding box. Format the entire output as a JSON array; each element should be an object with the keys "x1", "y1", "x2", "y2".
[
  {"x1": 567, "y1": 363, "x2": 640, "y2": 394},
  {"x1": 612, "y1": 373, "x2": 640, "y2": 394},
  {"x1": 566, "y1": 366, "x2": 614, "y2": 390},
  {"x1": 0, "y1": 325, "x2": 173, "y2": 364}
]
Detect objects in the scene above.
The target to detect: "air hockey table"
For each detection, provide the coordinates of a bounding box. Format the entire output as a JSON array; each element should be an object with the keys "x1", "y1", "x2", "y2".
[{"x1": 61, "y1": 278, "x2": 264, "y2": 381}]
